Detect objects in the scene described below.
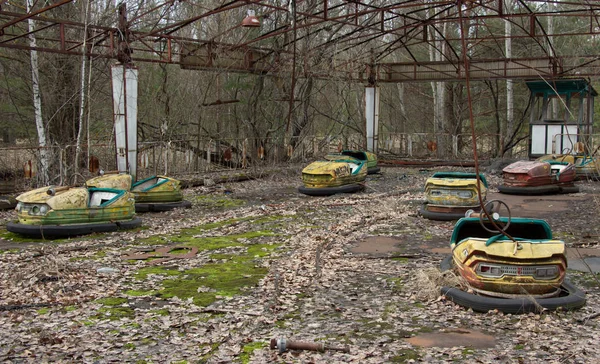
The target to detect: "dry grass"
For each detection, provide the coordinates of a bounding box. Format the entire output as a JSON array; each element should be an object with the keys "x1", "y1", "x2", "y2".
[{"x1": 411, "y1": 267, "x2": 465, "y2": 301}]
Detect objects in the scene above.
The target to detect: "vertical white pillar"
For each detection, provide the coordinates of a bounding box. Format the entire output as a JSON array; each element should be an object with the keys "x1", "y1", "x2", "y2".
[
  {"x1": 111, "y1": 64, "x2": 138, "y2": 181},
  {"x1": 365, "y1": 86, "x2": 380, "y2": 152}
]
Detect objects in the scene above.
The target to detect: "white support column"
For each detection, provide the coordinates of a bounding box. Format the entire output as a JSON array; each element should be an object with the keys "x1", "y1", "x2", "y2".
[
  {"x1": 365, "y1": 86, "x2": 380, "y2": 153},
  {"x1": 111, "y1": 64, "x2": 138, "y2": 181}
]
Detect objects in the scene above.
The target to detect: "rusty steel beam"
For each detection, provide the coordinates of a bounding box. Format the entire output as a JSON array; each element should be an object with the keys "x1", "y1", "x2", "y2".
[
  {"x1": 0, "y1": 0, "x2": 73, "y2": 35},
  {"x1": 1, "y1": 0, "x2": 600, "y2": 84},
  {"x1": 374, "y1": 57, "x2": 600, "y2": 83}
]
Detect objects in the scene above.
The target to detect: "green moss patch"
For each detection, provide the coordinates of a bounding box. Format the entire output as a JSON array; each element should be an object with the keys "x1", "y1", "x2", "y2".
[
  {"x1": 239, "y1": 341, "x2": 267, "y2": 364},
  {"x1": 135, "y1": 266, "x2": 182, "y2": 280},
  {"x1": 95, "y1": 297, "x2": 128, "y2": 306},
  {"x1": 138, "y1": 227, "x2": 279, "y2": 249},
  {"x1": 125, "y1": 289, "x2": 157, "y2": 297},
  {"x1": 95, "y1": 307, "x2": 135, "y2": 320},
  {"x1": 158, "y1": 260, "x2": 268, "y2": 306},
  {"x1": 149, "y1": 308, "x2": 170, "y2": 316},
  {"x1": 129, "y1": 215, "x2": 286, "y2": 307},
  {"x1": 390, "y1": 348, "x2": 421, "y2": 363},
  {"x1": 198, "y1": 343, "x2": 220, "y2": 363}
]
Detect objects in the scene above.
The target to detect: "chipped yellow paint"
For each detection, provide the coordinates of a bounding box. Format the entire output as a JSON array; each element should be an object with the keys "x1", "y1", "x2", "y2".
[
  {"x1": 86, "y1": 174, "x2": 133, "y2": 190},
  {"x1": 425, "y1": 177, "x2": 486, "y2": 207},
  {"x1": 15, "y1": 186, "x2": 135, "y2": 225},
  {"x1": 86, "y1": 174, "x2": 183, "y2": 203},
  {"x1": 301, "y1": 160, "x2": 367, "y2": 188},
  {"x1": 452, "y1": 238, "x2": 566, "y2": 294},
  {"x1": 132, "y1": 177, "x2": 183, "y2": 203}
]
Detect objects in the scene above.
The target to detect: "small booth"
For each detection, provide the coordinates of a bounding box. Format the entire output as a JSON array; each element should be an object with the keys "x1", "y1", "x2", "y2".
[{"x1": 527, "y1": 79, "x2": 596, "y2": 158}]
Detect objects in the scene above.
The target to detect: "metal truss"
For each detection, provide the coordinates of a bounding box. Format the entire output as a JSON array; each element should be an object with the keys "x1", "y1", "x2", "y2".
[{"x1": 1, "y1": 0, "x2": 600, "y2": 82}]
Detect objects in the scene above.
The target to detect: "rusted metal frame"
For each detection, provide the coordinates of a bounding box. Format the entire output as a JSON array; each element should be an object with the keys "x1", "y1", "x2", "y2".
[
  {"x1": 0, "y1": 27, "x2": 105, "y2": 55},
  {"x1": 343, "y1": 0, "x2": 408, "y2": 19},
  {"x1": 234, "y1": 1, "x2": 357, "y2": 51},
  {"x1": 560, "y1": 57, "x2": 600, "y2": 75},
  {"x1": 391, "y1": 62, "x2": 462, "y2": 82},
  {"x1": 65, "y1": 28, "x2": 113, "y2": 52},
  {"x1": 127, "y1": 0, "x2": 176, "y2": 25},
  {"x1": 207, "y1": 6, "x2": 283, "y2": 43},
  {"x1": 378, "y1": 9, "x2": 596, "y2": 59},
  {"x1": 237, "y1": 2, "x2": 391, "y2": 68},
  {"x1": 517, "y1": 1, "x2": 556, "y2": 58},
  {"x1": 260, "y1": 6, "x2": 419, "y2": 67},
  {"x1": 240, "y1": 0, "x2": 445, "y2": 49},
  {"x1": 246, "y1": 2, "x2": 440, "y2": 67},
  {"x1": 441, "y1": 7, "x2": 600, "y2": 22},
  {"x1": 137, "y1": 0, "x2": 244, "y2": 38},
  {"x1": 0, "y1": 11, "x2": 115, "y2": 30},
  {"x1": 410, "y1": 6, "x2": 600, "y2": 42},
  {"x1": 371, "y1": 2, "x2": 461, "y2": 64},
  {"x1": 375, "y1": 20, "x2": 459, "y2": 63},
  {"x1": 133, "y1": 36, "x2": 168, "y2": 61},
  {"x1": 0, "y1": 12, "x2": 286, "y2": 64},
  {"x1": 470, "y1": 58, "x2": 558, "y2": 80},
  {"x1": 0, "y1": 40, "x2": 176, "y2": 65},
  {"x1": 431, "y1": 28, "x2": 600, "y2": 43},
  {"x1": 0, "y1": 21, "x2": 55, "y2": 44},
  {"x1": 379, "y1": 56, "x2": 568, "y2": 69},
  {"x1": 372, "y1": 58, "x2": 597, "y2": 83},
  {"x1": 0, "y1": 0, "x2": 73, "y2": 35}
]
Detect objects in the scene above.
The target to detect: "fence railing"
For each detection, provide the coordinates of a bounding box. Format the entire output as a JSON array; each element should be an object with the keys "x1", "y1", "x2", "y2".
[{"x1": 0, "y1": 133, "x2": 531, "y2": 190}]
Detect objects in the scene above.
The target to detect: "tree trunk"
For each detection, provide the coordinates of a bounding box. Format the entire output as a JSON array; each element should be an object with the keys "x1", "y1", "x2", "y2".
[
  {"x1": 429, "y1": 18, "x2": 448, "y2": 158},
  {"x1": 75, "y1": 0, "x2": 90, "y2": 177},
  {"x1": 27, "y1": 0, "x2": 50, "y2": 185}
]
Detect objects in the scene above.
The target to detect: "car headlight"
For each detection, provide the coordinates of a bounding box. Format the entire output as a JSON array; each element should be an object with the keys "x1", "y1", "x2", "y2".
[
  {"x1": 430, "y1": 189, "x2": 443, "y2": 196},
  {"x1": 456, "y1": 190, "x2": 473, "y2": 198},
  {"x1": 476, "y1": 263, "x2": 503, "y2": 277},
  {"x1": 25, "y1": 204, "x2": 50, "y2": 216},
  {"x1": 535, "y1": 266, "x2": 559, "y2": 279}
]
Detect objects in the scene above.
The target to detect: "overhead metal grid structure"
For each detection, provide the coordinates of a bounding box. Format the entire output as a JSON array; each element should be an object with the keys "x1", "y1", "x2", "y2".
[{"x1": 0, "y1": 0, "x2": 600, "y2": 82}]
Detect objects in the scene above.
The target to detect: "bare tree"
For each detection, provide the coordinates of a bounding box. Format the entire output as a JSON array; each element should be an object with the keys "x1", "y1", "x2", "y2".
[{"x1": 27, "y1": 0, "x2": 50, "y2": 184}]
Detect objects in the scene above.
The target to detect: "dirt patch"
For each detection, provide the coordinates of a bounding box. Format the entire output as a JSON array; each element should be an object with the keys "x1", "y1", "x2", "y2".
[
  {"x1": 351, "y1": 236, "x2": 402, "y2": 254},
  {"x1": 406, "y1": 328, "x2": 496, "y2": 348},
  {"x1": 487, "y1": 192, "x2": 586, "y2": 218}
]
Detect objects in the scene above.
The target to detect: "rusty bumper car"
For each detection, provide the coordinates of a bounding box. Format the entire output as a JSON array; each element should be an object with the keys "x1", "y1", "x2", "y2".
[
  {"x1": 498, "y1": 160, "x2": 578, "y2": 195},
  {"x1": 298, "y1": 157, "x2": 367, "y2": 196},
  {"x1": 6, "y1": 185, "x2": 141, "y2": 238},
  {"x1": 440, "y1": 203, "x2": 585, "y2": 313},
  {"x1": 86, "y1": 173, "x2": 191, "y2": 212},
  {"x1": 419, "y1": 172, "x2": 488, "y2": 221}
]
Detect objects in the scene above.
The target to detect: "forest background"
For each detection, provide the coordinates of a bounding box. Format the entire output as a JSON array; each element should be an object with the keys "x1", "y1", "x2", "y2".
[{"x1": 1, "y1": 0, "x2": 599, "y2": 186}]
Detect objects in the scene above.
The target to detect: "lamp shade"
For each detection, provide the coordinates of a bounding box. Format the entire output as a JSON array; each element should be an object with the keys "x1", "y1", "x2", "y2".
[{"x1": 242, "y1": 10, "x2": 260, "y2": 27}]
